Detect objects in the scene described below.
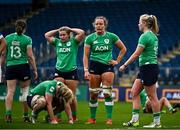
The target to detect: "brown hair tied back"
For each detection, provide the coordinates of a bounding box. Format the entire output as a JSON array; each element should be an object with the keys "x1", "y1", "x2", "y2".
[{"x1": 15, "y1": 19, "x2": 27, "y2": 35}]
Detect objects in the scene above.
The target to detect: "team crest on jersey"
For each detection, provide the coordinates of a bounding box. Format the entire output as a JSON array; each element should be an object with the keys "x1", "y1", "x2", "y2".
[
  {"x1": 66, "y1": 42, "x2": 71, "y2": 47},
  {"x1": 104, "y1": 39, "x2": 109, "y2": 44}
]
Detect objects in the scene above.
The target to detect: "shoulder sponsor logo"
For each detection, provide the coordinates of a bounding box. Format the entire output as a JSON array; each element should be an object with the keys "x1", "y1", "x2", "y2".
[
  {"x1": 93, "y1": 40, "x2": 98, "y2": 45},
  {"x1": 58, "y1": 43, "x2": 62, "y2": 46}
]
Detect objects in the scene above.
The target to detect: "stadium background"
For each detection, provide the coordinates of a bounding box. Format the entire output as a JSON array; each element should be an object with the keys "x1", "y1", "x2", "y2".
[{"x1": 0, "y1": 0, "x2": 179, "y2": 128}]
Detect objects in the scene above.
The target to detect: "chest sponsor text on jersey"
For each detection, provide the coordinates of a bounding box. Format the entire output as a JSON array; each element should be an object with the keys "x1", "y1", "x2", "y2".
[
  {"x1": 95, "y1": 45, "x2": 109, "y2": 51},
  {"x1": 59, "y1": 48, "x2": 71, "y2": 53}
]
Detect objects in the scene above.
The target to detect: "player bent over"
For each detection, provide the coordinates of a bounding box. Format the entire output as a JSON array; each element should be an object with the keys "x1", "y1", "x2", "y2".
[{"x1": 27, "y1": 80, "x2": 73, "y2": 124}]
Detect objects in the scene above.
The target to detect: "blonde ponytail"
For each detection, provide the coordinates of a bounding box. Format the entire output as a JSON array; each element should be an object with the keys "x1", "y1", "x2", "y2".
[
  {"x1": 151, "y1": 15, "x2": 159, "y2": 34},
  {"x1": 140, "y1": 14, "x2": 159, "y2": 35}
]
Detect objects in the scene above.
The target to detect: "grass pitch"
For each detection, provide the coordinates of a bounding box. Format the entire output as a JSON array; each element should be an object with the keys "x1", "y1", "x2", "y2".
[{"x1": 0, "y1": 101, "x2": 179, "y2": 129}]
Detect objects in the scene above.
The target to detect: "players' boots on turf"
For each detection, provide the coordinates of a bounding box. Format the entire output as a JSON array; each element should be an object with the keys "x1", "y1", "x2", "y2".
[
  {"x1": 5, "y1": 115, "x2": 12, "y2": 123},
  {"x1": 23, "y1": 115, "x2": 31, "y2": 123},
  {"x1": 123, "y1": 120, "x2": 139, "y2": 127},
  {"x1": 143, "y1": 122, "x2": 162, "y2": 128},
  {"x1": 85, "y1": 118, "x2": 96, "y2": 124},
  {"x1": 106, "y1": 119, "x2": 112, "y2": 125}
]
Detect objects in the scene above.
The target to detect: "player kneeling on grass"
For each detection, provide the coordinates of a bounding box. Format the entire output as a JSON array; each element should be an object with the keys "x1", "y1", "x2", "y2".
[
  {"x1": 140, "y1": 90, "x2": 177, "y2": 114},
  {"x1": 27, "y1": 80, "x2": 73, "y2": 124}
]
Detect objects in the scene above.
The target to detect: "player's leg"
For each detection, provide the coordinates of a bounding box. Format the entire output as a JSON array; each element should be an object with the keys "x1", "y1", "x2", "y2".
[
  {"x1": 143, "y1": 84, "x2": 161, "y2": 128},
  {"x1": 53, "y1": 69, "x2": 66, "y2": 120},
  {"x1": 19, "y1": 80, "x2": 31, "y2": 122},
  {"x1": 5, "y1": 80, "x2": 17, "y2": 123},
  {"x1": 160, "y1": 97, "x2": 177, "y2": 113},
  {"x1": 86, "y1": 74, "x2": 101, "y2": 124},
  {"x1": 142, "y1": 64, "x2": 161, "y2": 128},
  {"x1": 19, "y1": 64, "x2": 32, "y2": 122},
  {"x1": 65, "y1": 80, "x2": 78, "y2": 121},
  {"x1": 30, "y1": 95, "x2": 47, "y2": 123},
  {"x1": 123, "y1": 78, "x2": 143, "y2": 127},
  {"x1": 101, "y1": 72, "x2": 114, "y2": 125}
]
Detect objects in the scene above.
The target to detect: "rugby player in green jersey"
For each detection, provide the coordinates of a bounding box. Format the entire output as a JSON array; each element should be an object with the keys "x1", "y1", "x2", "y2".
[
  {"x1": 119, "y1": 14, "x2": 161, "y2": 128},
  {"x1": 3, "y1": 19, "x2": 38, "y2": 123},
  {"x1": 45, "y1": 26, "x2": 85, "y2": 122},
  {"x1": 27, "y1": 80, "x2": 73, "y2": 124},
  {"x1": 140, "y1": 89, "x2": 177, "y2": 114},
  {"x1": 83, "y1": 16, "x2": 126, "y2": 125}
]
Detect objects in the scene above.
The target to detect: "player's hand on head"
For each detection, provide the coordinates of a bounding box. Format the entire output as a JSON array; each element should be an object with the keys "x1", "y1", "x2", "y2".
[{"x1": 59, "y1": 26, "x2": 71, "y2": 31}]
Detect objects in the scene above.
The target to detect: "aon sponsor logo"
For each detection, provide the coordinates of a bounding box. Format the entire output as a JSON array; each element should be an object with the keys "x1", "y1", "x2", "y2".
[
  {"x1": 59, "y1": 48, "x2": 71, "y2": 53},
  {"x1": 95, "y1": 46, "x2": 109, "y2": 51}
]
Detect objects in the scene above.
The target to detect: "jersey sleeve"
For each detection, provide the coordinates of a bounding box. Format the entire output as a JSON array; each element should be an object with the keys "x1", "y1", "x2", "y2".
[
  {"x1": 111, "y1": 33, "x2": 120, "y2": 44},
  {"x1": 72, "y1": 37, "x2": 79, "y2": 47},
  {"x1": 46, "y1": 85, "x2": 56, "y2": 96},
  {"x1": 84, "y1": 35, "x2": 92, "y2": 46},
  {"x1": 51, "y1": 37, "x2": 58, "y2": 46},
  {"x1": 138, "y1": 34, "x2": 148, "y2": 48},
  {"x1": 26, "y1": 37, "x2": 32, "y2": 48}
]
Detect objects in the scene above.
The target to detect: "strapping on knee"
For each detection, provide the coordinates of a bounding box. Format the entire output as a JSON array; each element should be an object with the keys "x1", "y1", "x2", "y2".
[{"x1": 19, "y1": 87, "x2": 29, "y2": 102}]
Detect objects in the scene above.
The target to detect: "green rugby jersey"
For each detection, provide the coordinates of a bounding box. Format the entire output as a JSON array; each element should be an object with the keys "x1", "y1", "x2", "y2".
[
  {"x1": 85, "y1": 32, "x2": 119, "y2": 65},
  {"x1": 138, "y1": 31, "x2": 158, "y2": 66},
  {"x1": 30, "y1": 80, "x2": 60, "y2": 96},
  {"x1": 5, "y1": 33, "x2": 32, "y2": 66},
  {"x1": 52, "y1": 37, "x2": 79, "y2": 72}
]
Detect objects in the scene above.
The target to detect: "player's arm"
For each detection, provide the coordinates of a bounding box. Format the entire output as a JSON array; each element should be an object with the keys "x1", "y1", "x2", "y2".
[
  {"x1": 83, "y1": 45, "x2": 90, "y2": 80},
  {"x1": 45, "y1": 94, "x2": 57, "y2": 124},
  {"x1": 109, "y1": 40, "x2": 127, "y2": 66},
  {"x1": 71, "y1": 28, "x2": 85, "y2": 43},
  {"x1": 116, "y1": 40, "x2": 127, "y2": 63},
  {"x1": 64, "y1": 103, "x2": 73, "y2": 124},
  {"x1": 45, "y1": 29, "x2": 59, "y2": 43},
  {"x1": 0, "y1": 37, "x2": 6, "y2": 55},
  {"x1": 119, "y1": 46, "x2": 144, "y2": 71},
  {"x1": 0, "y1": 50, "x2": 6, "y2": 67},
  {"x1": 27, "y1": 46, "x2": 38, "y2": 80}
]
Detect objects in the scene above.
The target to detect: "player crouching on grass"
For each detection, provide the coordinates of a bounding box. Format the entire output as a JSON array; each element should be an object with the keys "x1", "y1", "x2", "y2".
[{"x1": 27, "y1": 80, "x2": 74, "y2": 124}]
